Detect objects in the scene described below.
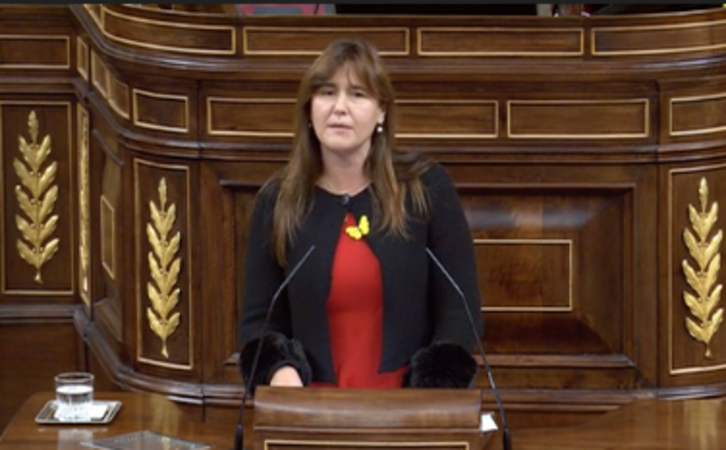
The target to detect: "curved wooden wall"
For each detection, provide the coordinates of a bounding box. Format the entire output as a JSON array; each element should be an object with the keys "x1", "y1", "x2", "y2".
[{"x1": 3, "y1": 3, "x2": 726, "y2": 429}]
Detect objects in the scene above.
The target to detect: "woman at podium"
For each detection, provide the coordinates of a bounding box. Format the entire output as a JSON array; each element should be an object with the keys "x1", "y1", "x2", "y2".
[{"x1": 238, "y1": 37, "x2": 484, "y2": 392}]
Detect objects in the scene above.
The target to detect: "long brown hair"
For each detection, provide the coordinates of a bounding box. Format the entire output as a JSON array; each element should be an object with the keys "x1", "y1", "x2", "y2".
[{"x1": 270, "y1": 37, "x2": 431, "y2": 265}]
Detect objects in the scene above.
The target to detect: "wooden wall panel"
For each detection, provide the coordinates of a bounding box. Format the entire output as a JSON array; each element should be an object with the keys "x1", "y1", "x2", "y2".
[
  {"x1": 417, "y1": 27, "x2": 583, "y2": 57},
  {"x1": 463, "y1": 190, "x2": 626, "y2": 359},
  {"x1": 0, "y1": 34, "x2": 70, "y2": 69},
  {"x1": 592, "y1": 21, "x2": 726, "y2": 56},
  {"x1": 1, "y1": 103, "x2": 74, "y2": 297},
  {"x1": 667, "y1": 167, "x2": 726, "y2": 381},
  {"x1": 670, "y1": 93, "x2": 726, "y2": 137},
  {"x1": 243, "y1": 27, "x2": 409, "y2": 56},
  {"x1": 207, "y1": 98, "x2": 294, "y2": 137},
  {"x1": 132, "y1": 89, "x2": 189, "y2": 134},
  {"x1": 397, "y1": 100, "x2": 498, "y2": 139},
  {"x1": 101, "y1": 6, "x2": 236, "y2": 55},
  {"x1": 507, "y1": 100, "x2": 649, "y2": 139},
  {"x1": 133, "y1": 159, "x2": 194, "y2": 371}
]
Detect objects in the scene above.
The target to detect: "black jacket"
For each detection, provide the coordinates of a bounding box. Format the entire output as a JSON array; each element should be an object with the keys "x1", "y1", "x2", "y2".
[{"x1": 238, "y1": 163, "x2": 484, "y2": 390}]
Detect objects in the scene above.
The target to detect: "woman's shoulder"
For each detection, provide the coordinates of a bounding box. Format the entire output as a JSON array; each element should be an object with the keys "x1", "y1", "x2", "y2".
[
  {"x1": 419, "y1": 161, "x2": 454, "y2": 189},
  {"x1": 254, "y1": 174, "x2": 283, "y2": 210}
]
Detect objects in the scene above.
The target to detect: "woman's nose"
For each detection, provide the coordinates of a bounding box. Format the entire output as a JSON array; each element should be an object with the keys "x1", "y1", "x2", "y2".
[{"x1": 332, "y1": 92, "x2": 348, "y2": 113}]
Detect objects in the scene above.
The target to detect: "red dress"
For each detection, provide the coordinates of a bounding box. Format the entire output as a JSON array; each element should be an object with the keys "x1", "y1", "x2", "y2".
[{"x1": 311, "y1": 212, "x2": 407, "y2": 388}]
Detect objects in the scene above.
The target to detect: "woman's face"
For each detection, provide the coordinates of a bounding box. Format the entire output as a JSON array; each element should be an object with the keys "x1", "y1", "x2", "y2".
[{"x1": 310, "y1": 65, "x2": 385, "y2": 162}]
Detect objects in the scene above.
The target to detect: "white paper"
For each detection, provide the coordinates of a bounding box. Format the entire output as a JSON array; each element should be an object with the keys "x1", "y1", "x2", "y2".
[{"x1": 480, "y1": 412, "x2": 498, "y2": 433}]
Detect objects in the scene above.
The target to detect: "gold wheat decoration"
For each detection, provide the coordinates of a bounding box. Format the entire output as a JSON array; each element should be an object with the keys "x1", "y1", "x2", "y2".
[
  {"x1": 14, "y1": 111, "x2": 60, "y2": 284},
  {"x1": 682, "y1": 177, "x2": 724, "y2": 359},
  {"x1": 146, "y1": 178, "x2": 182, "y2": 359}
]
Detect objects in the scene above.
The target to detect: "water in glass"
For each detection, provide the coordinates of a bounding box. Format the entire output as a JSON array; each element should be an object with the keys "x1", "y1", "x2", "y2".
[{"x1": 55, "y1": 372, "x2": 94, "y2": 421}]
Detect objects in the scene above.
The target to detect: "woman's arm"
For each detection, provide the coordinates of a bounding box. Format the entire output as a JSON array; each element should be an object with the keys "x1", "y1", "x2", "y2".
[
  {"x1": 237, "y1": 184, "x2": 311, "y2": 392},
  {"x1": 408, "y1": 163, "x2": 483, "y2": 388}
]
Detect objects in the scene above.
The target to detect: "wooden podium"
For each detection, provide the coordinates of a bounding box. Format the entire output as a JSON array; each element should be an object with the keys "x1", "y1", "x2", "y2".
[{"x1": 253, "y1": 387, "x2": 493, "y2": 450}]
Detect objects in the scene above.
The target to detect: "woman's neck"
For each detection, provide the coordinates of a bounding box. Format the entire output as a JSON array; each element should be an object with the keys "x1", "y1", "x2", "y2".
[{"x1": 318, "y1": 150, "x2": 370, "y2": 196}]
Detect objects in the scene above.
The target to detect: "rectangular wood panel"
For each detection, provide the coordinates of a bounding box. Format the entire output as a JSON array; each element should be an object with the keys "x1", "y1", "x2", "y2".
[
  {"x1": 397, "y1": 100, "x2": 497, "y2": 139},
  {"x1": 671, "y1": 93, "x2": 726, "y2": 136},
  {"x1": 508, "y1": 100, "x2": 649, "y2": 139},
  {"x1": 244, "y1": 27, "x2": 409, "y2": 55},
  {"x1": 102, "y1": 7, "x2": 235, "y2": 55},
  {"x1": 418, "y1": 27, "x2": 582, "y2": 56},
  {"x1": 593, "y1": 21, "x2": 726, "y2": 56},
  {"x1": 0, "y1": 35, "x2": 70, "y2": 69},
  {"x1": 207, "y1": 98, "x2": 294, "y2": 137},
  {"x1": 133, "y1": 89, "x2": 189, "y2": 134}
]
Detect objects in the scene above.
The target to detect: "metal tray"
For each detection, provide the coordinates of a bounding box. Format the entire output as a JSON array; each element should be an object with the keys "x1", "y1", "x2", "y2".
[{"x1": 35, "y1": 400, "x2": 122, "y2": 425}]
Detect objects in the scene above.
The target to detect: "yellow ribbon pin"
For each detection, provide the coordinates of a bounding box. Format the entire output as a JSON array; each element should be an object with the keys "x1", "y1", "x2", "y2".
[{"x1": 345, "y1": 215, "x2": 369, "y2": 240}]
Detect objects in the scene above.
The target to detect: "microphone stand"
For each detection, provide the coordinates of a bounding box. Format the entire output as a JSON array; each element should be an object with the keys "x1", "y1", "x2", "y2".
[
  {"x1": 425, "y1": 248, "x2": 512, "y2": 450},
  {"x1": 233, "y1": 245, "x2": 316, "y2": 450}
]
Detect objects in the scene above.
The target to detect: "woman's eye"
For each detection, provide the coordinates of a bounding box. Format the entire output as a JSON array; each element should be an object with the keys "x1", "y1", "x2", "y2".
[{"x1": 318, "y1": 88, "x2": 334, "y2": 96}]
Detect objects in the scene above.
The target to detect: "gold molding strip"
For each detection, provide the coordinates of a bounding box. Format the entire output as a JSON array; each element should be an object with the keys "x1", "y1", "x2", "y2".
[
  {"x1": 243, "y1": 27, "x2": 410, "y2": 56},
  {"x1": 13, "y1": 111, "x2": 60, "y2": 284},
  {"x1": 134, "y1": 159, "x2": 193, "y2": 370},
  {"x1": 132, "y1": 88, "x2": 190, "y2": 134},
  {"x1": 77, "y1": 37, "x2": 89, "y2": 81},
  {"x1": 473, "y1": 238, "x2": 573, "y2": 312},
  {"x1": 78, "y1": 107, "x2": 91, "y2": 306},
  {"x1": 681, "y1": 178, "x2": 723, "y2": 359},
  {"x1": 100, "y1": 6, "x2": 236, "y2": 56},
  {"x1": 417, "y1": 27, "x2": 584, "y2": 57},
  {"x1": 669, "y1": 164, "x2": 726, "y2": 375},
  {"x1": 507, "y1": 99, "x2": 650, "y2": 139},
  {"x1": 145, "y1": 178, "x2": 182, "y2": 359},
  {"x1": 108, "y1": 75, "x2": 130, "y2": 120},
  {"x1": 670, "y1": 92, "x2": 726, "y2": 137},
  {"x1": 84, "y1": 4, "x2": 103, "y2": 30},
  {"x1": 90, "y1": 51, "x2": 109, "y2": 99},
  {"x1": 592, "y1": 19, "x2": 726, "y2": 56},
  {"x1": 0, "y1": 35, "x2": 71, "y2": 70},
  {"x1": 1, "y1": 102, "x2": 74, "y2": 296},
  {"x1": 263, "y1": 439, "x2": 470, "y2": 450},
  {"x1": 100, "y1": 195, "x2": 116, "y2": 281}
]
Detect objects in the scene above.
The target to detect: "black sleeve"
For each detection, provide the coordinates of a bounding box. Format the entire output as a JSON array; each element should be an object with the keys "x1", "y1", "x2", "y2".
[
  {"x1": 411, "y1": 163, "x2": 483, "y2": 389},
  {"x1": 424, "y1": 163, "x2": 484, "y2": 346},
  {"x1": 237, "y1": 184, "x2": 310, "y2": 390}
]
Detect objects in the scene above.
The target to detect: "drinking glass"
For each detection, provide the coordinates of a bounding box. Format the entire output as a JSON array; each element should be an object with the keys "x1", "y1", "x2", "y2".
[{"x1": 54, "y1": 372, "x2": 94, "y2": 422}]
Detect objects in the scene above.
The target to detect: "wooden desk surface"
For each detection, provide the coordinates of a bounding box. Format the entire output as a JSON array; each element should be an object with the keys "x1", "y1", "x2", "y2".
[
  {"x1": 486, "y1": 397, "x2": 726, "y2": 450},
  {"x1": 0, "y1": 392, "x2": 237, "y2": 450}
]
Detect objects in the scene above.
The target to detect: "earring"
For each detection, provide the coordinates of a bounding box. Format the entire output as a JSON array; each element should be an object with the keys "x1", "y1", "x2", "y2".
[{"x1": 376, "y1": 124, "x2": 383, "y2": 133}]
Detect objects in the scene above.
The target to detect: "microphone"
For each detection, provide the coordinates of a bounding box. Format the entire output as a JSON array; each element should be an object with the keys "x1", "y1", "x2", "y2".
[
  {"x1": 425, "y1": 247, "x2": 512, "y2": 450},
  {"x1": 234, "y1": 245, "x2": 316, "y2": 450},
  {"x1": 340, "y1": 194, "x2": 350, "y2": 206}
]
